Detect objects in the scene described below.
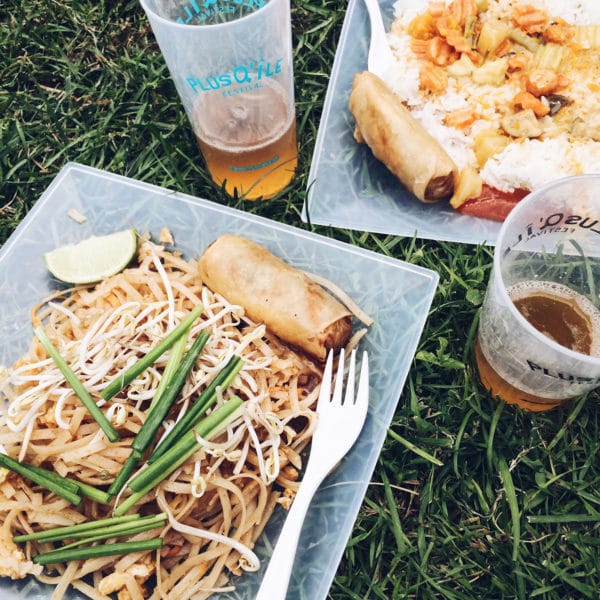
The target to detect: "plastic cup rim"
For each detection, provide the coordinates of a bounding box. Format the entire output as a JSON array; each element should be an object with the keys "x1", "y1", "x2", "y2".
[
  {"x1": 139, "y1": 0, "x2": 285, "y2": 30},
  {"x1": 492, "y1": 173, "x2": 600, "y2": 366}
]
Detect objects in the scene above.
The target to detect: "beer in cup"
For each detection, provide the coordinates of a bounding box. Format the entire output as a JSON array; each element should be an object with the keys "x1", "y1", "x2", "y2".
[
  {"x1": 475, "y1": 175, "x2": 600, "y2": 411},
  {"x1": 140, "y1": 0, "x2": 297, "y2": 199}
]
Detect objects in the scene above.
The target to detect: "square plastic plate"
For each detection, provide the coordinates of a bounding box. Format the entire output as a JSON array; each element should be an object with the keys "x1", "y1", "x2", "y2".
[
  {"x1": 302, "y1": 0, "x2": 502, "y2": 245},
  {"x1": 0, "y1": 162, "x2": 438, "y2": 599}
]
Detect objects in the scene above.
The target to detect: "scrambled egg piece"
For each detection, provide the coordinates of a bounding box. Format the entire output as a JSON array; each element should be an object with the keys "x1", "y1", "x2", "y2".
[
  {"x1": 98, "y1": 564, "x2": 152, "y2": 600},
  {"x1": 0, "y1": 528, "x2": 42, "y2": 580}
]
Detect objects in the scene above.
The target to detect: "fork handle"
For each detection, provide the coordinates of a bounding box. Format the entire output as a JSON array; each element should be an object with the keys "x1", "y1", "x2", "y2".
[{"x1": 255, "y1": 468, "x2": 324, "y2": 600}]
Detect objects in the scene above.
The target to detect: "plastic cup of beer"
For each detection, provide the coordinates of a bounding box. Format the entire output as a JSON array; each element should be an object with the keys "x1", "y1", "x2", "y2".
[
  {"x1": 139, "y1": 0, "x2": 297, "y2": 200},
  {"x1": 475, "y1": 174, "x2": 600, "y2": 412}
]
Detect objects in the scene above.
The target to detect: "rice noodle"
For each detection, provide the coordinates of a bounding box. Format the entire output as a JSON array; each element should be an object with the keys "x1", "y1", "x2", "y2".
[{"x1": 0, "y1": 238, "x2": 325, "y2": 599}]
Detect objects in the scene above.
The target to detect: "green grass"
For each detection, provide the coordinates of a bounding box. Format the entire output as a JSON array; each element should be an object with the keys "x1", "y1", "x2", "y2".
[{"x1": 2, "y1": 1, "x2": 599, "y2": 599}]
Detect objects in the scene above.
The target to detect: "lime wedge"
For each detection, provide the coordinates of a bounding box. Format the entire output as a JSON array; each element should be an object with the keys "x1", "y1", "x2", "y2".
[{"x1": 44, "y1": 229, "x2": 138, "y2": 284}]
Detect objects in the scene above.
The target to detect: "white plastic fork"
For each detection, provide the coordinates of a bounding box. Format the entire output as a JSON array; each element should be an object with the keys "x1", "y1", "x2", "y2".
[
  {"x1": 364, "y1": 0, "x2": 395, "y2": 78},
  {"x1": 255, "y1": 348, "x2": 369, "y2": 600}
]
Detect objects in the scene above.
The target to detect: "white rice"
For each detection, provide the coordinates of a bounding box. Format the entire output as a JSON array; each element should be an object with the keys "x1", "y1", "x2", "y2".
[{"x1": 481, "y1": 135, "x2": 600, "y2": 192}]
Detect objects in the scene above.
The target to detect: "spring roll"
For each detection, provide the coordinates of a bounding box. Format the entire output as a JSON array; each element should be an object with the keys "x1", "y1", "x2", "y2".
[
  {"x1": 198, "y1": 234, "x2": 353, "y2": 361},
  {"x1": 349, "y1": 70, "x2": 457, "y2": 203}
]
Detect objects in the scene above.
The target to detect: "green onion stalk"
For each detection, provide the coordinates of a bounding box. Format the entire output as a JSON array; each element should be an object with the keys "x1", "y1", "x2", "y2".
[
  {"x1": 108, "y1": 329, "x2": 210, "y2": 495},
  {"x1": 114, "y1": 395, "x2": 244, "y2": 516},
  {"x1": 149, "y1": 355, "x2": 243, "y2": 463}
]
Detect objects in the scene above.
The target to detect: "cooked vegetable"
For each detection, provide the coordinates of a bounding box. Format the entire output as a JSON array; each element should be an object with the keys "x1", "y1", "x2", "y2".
[
  {"x1": 546, "y1": 94, "x2": 572, "y2": 116},
  {"x1": 13, "y1": 514, "x2": 143, "y2": 543},
  {"x1": 108, "y1": 329, "x2": 210, "y2": 495},
  {"x1": 15, "y1": 514, "x2": 166, "y2": 548},
  {"x1": 473, "y1": 129, "x2": 510, "y2": 167},
  {"x1": 531, "y1": 43, "x2": 568, "y2": 71},
  {"x1": 149, "y1": 354, "x2": 243, "y2": 463},
  {"x1": 471, "y1": 57, "x2": 508, "y2": 85},
  {"x1": 508, "y1": 28, "x2": 540, "y2": 52},
  {"x1": 573, "y1": 24, "x2": 600, "y2": 48},
  {"x1": 450, "y1": 166, "x2": 483, "y2": 209},
  {"x1": 477, "y1": 19, "x2": 509, "y2": 56},
  {"x1": 571, "y1": 115, "x2": 600, "y2": 141},
  {"x1": 446, "y1": 53, "x2": 476, "y2": 78},
  {"x1": 501, "y1": 109, "x2": 543, "y2": 138}
]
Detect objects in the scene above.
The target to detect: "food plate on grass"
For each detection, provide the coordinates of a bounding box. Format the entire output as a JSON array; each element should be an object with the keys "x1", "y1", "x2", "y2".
[
  {"x1": 0, "y1": 163, "x2": 438, "y2": 599},
  {"x1": 304, "y1": 0, "x2": 600, "y2": 245}
]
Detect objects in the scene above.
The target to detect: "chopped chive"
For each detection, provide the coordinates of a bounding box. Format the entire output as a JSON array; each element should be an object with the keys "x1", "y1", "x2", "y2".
[
  {"x1": 101, "y1": 305, "x2": 203, "y2": 401},
  {"x1": 109, "y1": 329, "x2": 210, "y2": 496},
  {"x1": 108, "y1": 449, "x2": 143, "y2": 496},
  {"x1": 26, "y1": 463, "x2": 111, "y2": 504},
  {"x1": 0, "y1": 453, "x2": 81, "y2": 506},
  {"x1": 114, "y1": 396, "x2": 243, "y2": 516},
  {"x1": 149, "y1": 355, "x2": 243, "y2": 463},
  {"x1": 132, "y1": 329, "x2": 210, "y2": 454},
  {"x1": 25, "y1": 463, "x2": 80, "y2": 494},
  {"x1": 13, "y1": 514, "x2": 143, "y2": 543},
  {"x1": 34, "y1": 325, "x2": 120, "y2": 443},
  {"x1": 149, "y1": 330, "x2": 188, "y2": 411},
  {"x1": 33, "y1": 538, "x2": 163, "y2": 565},
  {"x1": 75, "y1": 480, "x2": 112, "y2": 504},
  {"x1": 59, "y1": 514, "x2": 167, "y2": 549}
]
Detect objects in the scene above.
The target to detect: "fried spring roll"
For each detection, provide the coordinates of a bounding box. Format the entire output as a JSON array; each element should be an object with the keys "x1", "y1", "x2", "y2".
[
  {"x1": 349, "y1": 70, "x2": 457, "y2": 203},
  {"x1": 198, "y1": 234, "x2": 352, "y2": 361}
]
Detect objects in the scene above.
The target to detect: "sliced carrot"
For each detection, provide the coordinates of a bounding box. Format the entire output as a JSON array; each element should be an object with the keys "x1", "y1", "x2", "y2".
[
  {"x1": 427, "y1": 36, "x2": 459, "y2": 66},
  {"x1": 427, "y1": 2, "x2": 446, "y2": 18},
  {"x1": 507, "y1": 52, "x2": 529, "y2": 71},
  {"x1": 450, "y1": 0, "x2": 477, "y2": 27},
  {"x1": 513, "y1": 91, "x2": 549, "y2": 117},
  {"x1": 419, "y1": 63, "x2": 448, "y2": 93},
  {"x1": 512, "y1": 5, "x2": 548, "y2": 34},
  {"x1": 444, "y1": 107, "x2": 478, "y2": 129}
]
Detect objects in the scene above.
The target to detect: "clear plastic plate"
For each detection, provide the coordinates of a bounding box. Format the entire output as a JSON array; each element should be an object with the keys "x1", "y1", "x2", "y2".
[
  {"x1": 302, "y1": 0, "x2": 503, "y2": 245},
  {"x1": 0, "y1": 162, "x2": 438, "y2": 599}
]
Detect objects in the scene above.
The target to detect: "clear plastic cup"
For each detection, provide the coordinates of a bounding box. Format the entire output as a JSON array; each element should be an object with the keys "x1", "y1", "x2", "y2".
[
  {"x1": 139, "y1": 0, "x2": 297, "y2": 200},
  {"x1": 475, "y1": 175, "x2": 600, "y2": 412}
]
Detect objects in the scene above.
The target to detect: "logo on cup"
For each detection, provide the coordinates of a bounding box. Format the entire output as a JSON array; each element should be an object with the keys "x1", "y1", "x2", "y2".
[
  {"x1": 503, "y1": 211, "x2": 600, "y2": 256},
  {"x1": 186, "y1": 58, "x2": 283, "y2": 95},
  {"x1": 527, "y1": 359, "x2": 600, "y2": 385},
  {"x1": 177, "y1": 0, "x2": 266, "y2": 24}
]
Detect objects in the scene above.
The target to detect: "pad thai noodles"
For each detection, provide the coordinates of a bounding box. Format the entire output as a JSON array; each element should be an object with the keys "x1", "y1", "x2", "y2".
[{"x1": 0, "y1": 234, "x2": 369, "y2": 599}]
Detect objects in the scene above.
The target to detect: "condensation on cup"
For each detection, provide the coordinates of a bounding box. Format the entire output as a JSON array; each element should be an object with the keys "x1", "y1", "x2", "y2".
[
  {"x1": 140, "y1": 0, "x2": 297, "y2": 200},
  {"x1": 475, "y1": 175, "x2": 600, "y2": 412}
]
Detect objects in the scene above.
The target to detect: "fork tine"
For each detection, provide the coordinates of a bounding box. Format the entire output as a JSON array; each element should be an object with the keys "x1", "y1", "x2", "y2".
[
  {"x1": 331, "y1": 347, "x2": 345, "y2": 407},
  {"x1": 344, "y1": 349, "x2": 357, "y2": 406},
  {"x1": 356, "y1": 351, "x2": 369, "y2": 410},
  {"x1": 316, "y1": 349, "x2": 334, "y2": 412}
]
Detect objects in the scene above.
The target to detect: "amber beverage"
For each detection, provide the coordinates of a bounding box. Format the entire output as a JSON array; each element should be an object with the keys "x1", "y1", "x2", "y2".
[
  {"x1": 195, "y1": 81, "x2": 297, "y2": 200},
  {"x1": 475, "y1": 282, "x2": 600, "y2": 410},
  {"x1": 139, "y1": 0, "x2": 297, "y2": 199},
  {"x1": 474, "y1": 339, "x2": 563, "y2": 412},
  {"x1": 474, "y1": 175, "x2": 600, "y2": 411}
]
